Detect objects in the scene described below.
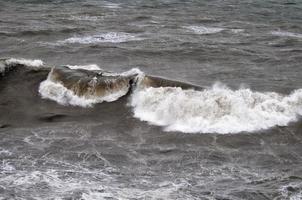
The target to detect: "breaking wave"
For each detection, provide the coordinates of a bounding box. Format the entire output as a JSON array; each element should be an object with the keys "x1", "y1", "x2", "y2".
[
  {"x1": 39, "y1": 66, "x2": 141, "y2": 107},
  {"x1": 3, "y1": 57, "x2": 302, "y2": 134},
  {"x1": 130, "y1": 84, "x2": 302, "y2": 134}
]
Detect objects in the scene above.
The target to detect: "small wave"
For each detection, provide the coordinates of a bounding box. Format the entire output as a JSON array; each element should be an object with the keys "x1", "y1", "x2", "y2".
[
  {"x1": 130, "y1": 84, "x2": 302, "y2": 134},
  {"x1": 5, "y1": 58, "x2": 44, "y2": 68},
  {"x1": 58, "y1": 32, "x2": 139, "y2": 45},
  {"x1": 186, "y1": 26, "x2": 224, "y2": 35},
  {"x1": 1, "y1": 58, "x2": 46, "y2": 74},
  {"x1": 271, "y1": 31, "x2": 302, "y2": 39}
]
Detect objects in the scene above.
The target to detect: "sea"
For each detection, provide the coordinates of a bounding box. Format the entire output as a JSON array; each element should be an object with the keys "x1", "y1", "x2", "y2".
[{"x1": 0, "y1": 0, "x2": 302, "y2": 199}]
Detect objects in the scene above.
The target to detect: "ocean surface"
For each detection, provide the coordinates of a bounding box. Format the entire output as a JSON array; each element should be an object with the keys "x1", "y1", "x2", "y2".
[{"x1": 1, "y1": 0, "x2": 302, "y2": 199}]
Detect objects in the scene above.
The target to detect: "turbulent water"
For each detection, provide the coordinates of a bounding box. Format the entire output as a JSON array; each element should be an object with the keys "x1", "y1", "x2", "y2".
[{"x1": 1, "y1": 0, "x2": 302, "y2": 199}]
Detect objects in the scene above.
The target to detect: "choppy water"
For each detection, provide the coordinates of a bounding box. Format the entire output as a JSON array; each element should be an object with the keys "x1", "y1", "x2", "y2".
[{"x1": 1, "y1": 0, "x2": 302, "y2": 199}]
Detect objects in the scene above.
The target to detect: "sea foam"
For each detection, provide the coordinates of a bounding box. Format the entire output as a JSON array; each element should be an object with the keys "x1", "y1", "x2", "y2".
[{"x1": 130, "y1": 84, "x2": 302, "y2": 134}]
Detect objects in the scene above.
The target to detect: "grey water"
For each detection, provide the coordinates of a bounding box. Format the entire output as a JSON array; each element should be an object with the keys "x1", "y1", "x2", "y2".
[{"x1": 0, "y1": 0, "x2": 302, "y2": 199}]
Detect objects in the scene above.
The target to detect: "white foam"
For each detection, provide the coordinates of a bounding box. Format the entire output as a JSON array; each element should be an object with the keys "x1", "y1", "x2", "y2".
[
  {"x1": 130, "y1": 84, "x2": 302, "y2": 134},
  {"x1": 59, "y1": 32, "x2": 139, "y2": 44},
  {"x1": 186, "y1": 26, "x2": 224, "y2": 35},
  {"x1": 66, "y1": 64, "x2": 101, "y2": 71},
  {"x1": 280, "y1": 183, "x2": 302, "y2": 200},
  {"x1": 271, "y1": 31, "x2": 302, "y2": 39},
  {"x1": 5, "y1": 58, "x2": 45, "y2": 69}
]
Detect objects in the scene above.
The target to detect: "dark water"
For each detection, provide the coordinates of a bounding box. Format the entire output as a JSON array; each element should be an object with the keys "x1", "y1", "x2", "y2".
[{"x1": 1, "y1": 0, "x2": 302, "y2": 199}]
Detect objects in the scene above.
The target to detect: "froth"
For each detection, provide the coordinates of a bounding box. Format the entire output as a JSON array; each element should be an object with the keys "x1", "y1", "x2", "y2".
[{"x1": 130, "y1": 84, "x2": 302, "y2": 134}]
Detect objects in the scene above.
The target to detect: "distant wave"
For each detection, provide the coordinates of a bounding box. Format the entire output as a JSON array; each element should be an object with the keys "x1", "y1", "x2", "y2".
[
  {"x1": 271, "y1": 31, "x2": 302, "y2": 39},
  {"x1": 57, "y1": 32, "x2": 140, "y2": 45},
  {"x1": 130, "y1": 83, "x2": 302, "y2": 134}
]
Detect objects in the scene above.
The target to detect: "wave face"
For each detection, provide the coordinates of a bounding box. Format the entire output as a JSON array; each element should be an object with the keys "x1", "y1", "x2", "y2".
[
  {"x1": 130, "y1": 84, "x2": 302, "y2": 134},
  {"x1": 39, "y1": 66, "x2": 140, "y2": 107}
]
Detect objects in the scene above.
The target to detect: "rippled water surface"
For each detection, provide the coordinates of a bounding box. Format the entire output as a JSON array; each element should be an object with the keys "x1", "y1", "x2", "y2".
[{"x1": 0, "y1": 0, "x2": 302, "y2": 199}]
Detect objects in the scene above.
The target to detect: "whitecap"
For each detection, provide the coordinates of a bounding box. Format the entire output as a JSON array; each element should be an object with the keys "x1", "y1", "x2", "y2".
[
  {"x1": 4, "y1": 58, "x2": 45, "y2": 69},
  {"x1": 66, "y1": 64, "x2": 101, "y2": 71},
  {"x1": 59, "y1": 32, "x2": 139, "y2": 44},
  {"x1": 103, "y1": 2, "x2": 121, "y2": 9},
  {"x1": 1, "y1": 58, "x2": 47, "y2": 74},
  {"x1": 271, "y1": 31, "x2": 302, "y2": 39},
  {"x1": 186, "y1": 25, "x2": 224, "y2": 34},
  {"x1": 130, "y1": 83, "x2": 302, "y2": 134},
  {"x1": 230, "y1": 29, "x2": 244, "y2": 34},
  {"x1": 69, "y1": 15, "x2": 100, "y2": 21}
]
